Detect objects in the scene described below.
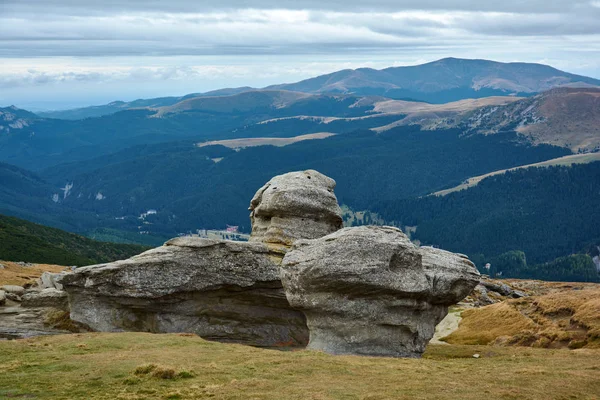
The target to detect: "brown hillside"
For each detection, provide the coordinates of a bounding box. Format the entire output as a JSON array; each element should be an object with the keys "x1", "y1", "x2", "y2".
[{"x1": 445, "y1": 284, "x2": 600, "y2": 349}]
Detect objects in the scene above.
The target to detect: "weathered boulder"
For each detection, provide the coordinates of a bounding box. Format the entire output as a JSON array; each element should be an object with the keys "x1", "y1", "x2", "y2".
[
  {"x1": 39, "y1": 272, "x2": 68, "y2": 291},
  {"x1": 0, "y1": 290, "x2": 5, "y2": 306},
  {"x1": 22, "y1": 288, "x2": 69, "y2": 310},
  {"x1": 281, "y1": 226, "x2": 480, "y2": 358},
  {"x1": 61, "y1": 170, "x2": 348, "y2": 347},
  {"x1": 249, "y1": 170, "x2": 343, "y2": 254},
  {"x1": 1, "y1": 285, "x2": 25, "y2": 296},
  {"x1": 61, "y1": 237, "x2": 309, "y2": 347},
  {"x1": 419, "y1": 246, "x2": 483, "y2": 304}
]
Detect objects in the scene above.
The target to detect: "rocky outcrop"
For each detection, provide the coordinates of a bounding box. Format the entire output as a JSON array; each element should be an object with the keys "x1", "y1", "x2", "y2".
[
  {"x1": 60, "y1": 169, "x2": 478, "y2": 356},
  {"x1": 39, "y1": 272, "x2": 67, "y2": 291},
  {"x1": 60, "y1": 170, "x2": 345, "y2": 347},
  {"x1": 22, "y1": 288, "x2": 69, "y2": 310},
  {"x1": 1, "y1": 285, "x2": 25, "y2": 296},
  {"x1": 249, "y1": 170, "x2": 343, "y2": 254},
  {"x1": 61, "y1": 238, "x2": 309, "y2": 347},
  {"x1": 281, "y1": 226, "x2": 480, "y2": 357}
]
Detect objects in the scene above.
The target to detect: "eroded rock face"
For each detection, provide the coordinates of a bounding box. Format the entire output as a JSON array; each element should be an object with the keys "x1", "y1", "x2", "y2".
[
  {"x1": 61, "y1": 237, "x2": 309, "y2": 347},
  {"x1": 22, "y1": 288, "x2": 69, "y2": 310},
  {"x1": 281, "y1": 226, "x2": 480, "y2": 358},
  {"x1": 249, "y1": 170, "x2": 343, "y2": 253}
]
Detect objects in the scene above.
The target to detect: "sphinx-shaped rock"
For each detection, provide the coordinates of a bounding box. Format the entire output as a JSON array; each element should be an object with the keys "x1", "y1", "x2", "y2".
[
  {"x1": 61, "y1": 170, "x2": 345, "y2": 347},
  {"x1": 249, "y1": 170, "x2": 343, "y2": 254},
  {"x1": 280, "y1": 226, "x2": 480, "y2": 357},
  {"x1": 61, "y1": 238, "x2": 308, "y2": 347}
]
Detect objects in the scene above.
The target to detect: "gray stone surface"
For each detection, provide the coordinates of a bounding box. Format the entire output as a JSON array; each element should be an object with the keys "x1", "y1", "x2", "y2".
[
  {"x1": 281, "y1": 226, "x2": 480, "y2": 358},
  {"x1": 1, "y1": 285, "x2": 25, "y2": 296},
  {"x1": 22, "y1": 288, "x2": 69, "y2": 310},
  {"x1": 0, "y1": 290, "x2": 5, "y2": 306},
  {"x1": 481, "y1": 280, "x2": 527, "y2": 298},
  {"x1": 40, "y1": 272, "x2": 68, "y2": 291},
  {"x1": 5, "y1": 293, "x2": 21, "y2": 302},
  {"x1": 61, "y1": 238, "x2": 308, "y2": 347},
  {"x1": 249, "y1": 170, "x2": 343, "y2": 253}
]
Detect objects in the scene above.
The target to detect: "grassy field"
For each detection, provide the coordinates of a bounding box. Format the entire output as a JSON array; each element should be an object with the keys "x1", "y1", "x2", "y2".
[
  {"x1": 1, "y1": 332, "x2": 599, "y2": 399},
  {"x1": 197, "y1": 132, "x2": 335, "y2": 150}
]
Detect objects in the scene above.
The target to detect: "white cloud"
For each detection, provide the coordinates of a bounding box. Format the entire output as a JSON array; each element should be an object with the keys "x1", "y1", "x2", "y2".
[{"x1": 1, "y1": 2, "x2": 600, "y2": 107}]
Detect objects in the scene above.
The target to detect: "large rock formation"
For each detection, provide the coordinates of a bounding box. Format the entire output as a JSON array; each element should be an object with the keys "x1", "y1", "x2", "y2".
[
  {"x1": 59, "y1": 169, "x2": 479, "y2": 355},
  {"x1": 61, "y1": 238, "x2": 308, "y2": 346},
  {"x1": 280, "y1": 226, "x2": 480, "y2": 357},
  {"x1": 60, "y1": 170, "x2": 344, "y2": 347},
  {"x1": 249, "y1": 170, "x2": 343, "y2": 254}
]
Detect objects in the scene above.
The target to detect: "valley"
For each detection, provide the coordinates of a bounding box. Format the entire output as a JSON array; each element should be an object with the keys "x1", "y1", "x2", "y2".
[{"x1": 1, "y1": 57, "x2": 599, "y2": 284}]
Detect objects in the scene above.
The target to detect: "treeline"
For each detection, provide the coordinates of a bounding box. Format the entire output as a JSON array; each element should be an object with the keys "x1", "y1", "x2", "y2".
[
  {"x1": 374, "y1": 162, "x2": 600, "y2": 281},
  {"x1": 0, "y1": 214, "x2": 147, "y2": 266},
  {"x1": 473, "y1": 250, "x2": 599, "y2": 282}
]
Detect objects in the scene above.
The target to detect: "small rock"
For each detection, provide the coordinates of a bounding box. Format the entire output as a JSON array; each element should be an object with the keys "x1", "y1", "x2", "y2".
[
  {"x1": 5, "y1": 293, "x2": 22, "y2": 302},
  {"x1": 40, "y1": 272, "x2": 68, "y2": 290},
  {"x1": 1, "y1": 285, "x2": 25, "y2": 296},
  {"x1": 481, "y1": 281, "x2": 514, "y2": 297},
  {"x1": 473, "y1": 354, "x2": 480, "y2": 359},
  {"x1": 16, "y1": 262, "x2": 34, "y2": 268},
  {"x1": 473, "y1": 285, "x2": 494, "y2": 305},
  {"x1": 511, "y1": 290, "x2": 528, "y2": 298},
  {"x1": 0, "y1": 290, "x2": 6, "y2": 306},
  {"x1": 0, "y1": 263, "x2": 5, "y2": 269}
]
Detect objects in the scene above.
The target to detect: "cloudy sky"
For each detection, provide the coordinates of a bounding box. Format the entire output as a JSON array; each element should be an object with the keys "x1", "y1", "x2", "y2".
[{"x1": 2, "y1": 1, "x2": 600, "y2": 110}]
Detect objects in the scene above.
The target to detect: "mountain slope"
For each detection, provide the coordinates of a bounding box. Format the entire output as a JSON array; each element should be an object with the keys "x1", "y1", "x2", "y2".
[
  {"x1": 460, "y1": 87, "x2": 600, "y2": 151},
  {"x1": 433, "y1": 153, "x2": 600, "y2": 196},
  {"x1": 31, "y1": 58, "x2": 600, "y2": 120},
  {"x1": 373, "y1": 162, "x2": 600, "y2": 267},
  {"x1": 37, "y1": 87, "x2": 255, "y2": 120},
  {"x1": 0, "y1": 214, "x2": 147, "y2": 266},
  {"x1": 0, "y1": 92, "x2": 382, "y2": 170},
  {"x1": 269, "y1": 58, "x2": 600, "y2": 102},
  {"x1": 37, "y1": 127, "x2": 568, "y2": 237}
]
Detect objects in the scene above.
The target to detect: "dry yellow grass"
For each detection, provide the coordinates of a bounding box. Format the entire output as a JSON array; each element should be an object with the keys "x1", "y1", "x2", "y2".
[
  {"x1": 197, "y1": 132, "x2": 336, "y2": 150},
  {"x1": 372, "y1": 96, "x2": 522, "y2": 115},
  {"x1": 445, "y1": 287, "x2": 600, "y2": 349},
  {"x1": 0, "y1": 260, "x2": 68, "y2": 287},
  {"x1": 1, "y1": 332, "x2": 599, "y2": 399}
]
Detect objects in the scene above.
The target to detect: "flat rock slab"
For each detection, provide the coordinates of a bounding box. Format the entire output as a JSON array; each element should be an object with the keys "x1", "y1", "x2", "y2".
[{"x1": 62, "y1": 238, "x2": 309, "y2": 347}]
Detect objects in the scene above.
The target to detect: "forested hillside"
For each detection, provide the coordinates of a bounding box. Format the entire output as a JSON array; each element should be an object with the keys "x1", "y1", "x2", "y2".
[
  {"x1": 35, "y1": 127, "x2": 568, "y2": 236},
  {"x1": 0, "y1": 214, "x2": 147, "y2": 266},
  {"x1": 374, "y1": 162, "x2": 600, "y2": 281}
]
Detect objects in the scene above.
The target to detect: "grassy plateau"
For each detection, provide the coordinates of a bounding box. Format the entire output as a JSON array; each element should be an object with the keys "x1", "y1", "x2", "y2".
[{"x1": 0, "y1": 332, "x2": 599, "y2": 400}]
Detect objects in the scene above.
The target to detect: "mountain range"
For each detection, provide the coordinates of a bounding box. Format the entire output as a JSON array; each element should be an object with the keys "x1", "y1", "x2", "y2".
[
  {"x1": 1, "y1": 57, "x2": 599, "y2": 281},
  {"x1": 37, "y1": 58, "x2": 600, "y2": 120}
]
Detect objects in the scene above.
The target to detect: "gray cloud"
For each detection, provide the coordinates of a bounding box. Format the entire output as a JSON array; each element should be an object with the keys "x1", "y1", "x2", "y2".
[{"x1": 2, "y1": 0, "x2": 596, "y2": 14}]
